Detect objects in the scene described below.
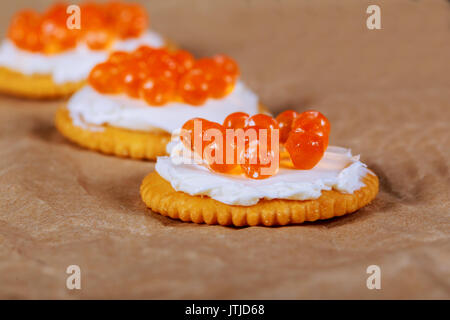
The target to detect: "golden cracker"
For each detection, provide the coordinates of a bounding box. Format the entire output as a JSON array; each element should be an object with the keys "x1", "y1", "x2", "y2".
[
  {"x1": 55, "y1": 103, "x2": 269, "y2": 160},
  {"x1": 140, "y1": 172, "x2": 379, "y2": 226},
  {"x1": 55, "y1": 107, "x2": 171, "y2": 160},
  {"x1": 0, "y1": 66, "x2": 85, "y2": 99}
]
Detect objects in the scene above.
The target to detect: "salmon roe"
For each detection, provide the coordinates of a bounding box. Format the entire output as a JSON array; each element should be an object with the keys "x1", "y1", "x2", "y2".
[
  {"x1": 88, "y1": 46, "x2": 240, "y2": 106},
  {"x1": 180, "y1": 110, "x2": 330, "y2": 179},
  {"x1": 292, "y1": 110, "x2": 330, "y2": 150},
  {"x1": 240, "y1": 125, "x2": 279, "y2": 179},
  {"x1": 223, "y1": 112, "x2": 249, "y2": 129},
  {"x1": 275, "y1": 110, "x2": 298, "y2": 143},
  {"x1": 7, "y1": 1, "x2": 149, "y2": 54}
]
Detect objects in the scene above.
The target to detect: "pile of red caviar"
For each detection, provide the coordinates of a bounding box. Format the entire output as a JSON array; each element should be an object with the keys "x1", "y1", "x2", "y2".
[
  {"x1": 8, "y1": 1, "x2": 148, "y2": 54},
  {"x1": 181, "y1": 110, "x2": 330, "y2": 179},
  {"x1": 88, "y1": 46, "x2": 240, "y2": 106}
]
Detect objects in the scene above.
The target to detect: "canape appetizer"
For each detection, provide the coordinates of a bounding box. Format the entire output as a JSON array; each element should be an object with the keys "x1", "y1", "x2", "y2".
[
  {"x1": 141, "y1": 110, "x2": 378, "y2": 226},
  {"x1": 55, "y1": 46, "x2": 265, "y2": 159},
  {"x1": 0, "y1": 1, "x2": 172, "y2": 98}
]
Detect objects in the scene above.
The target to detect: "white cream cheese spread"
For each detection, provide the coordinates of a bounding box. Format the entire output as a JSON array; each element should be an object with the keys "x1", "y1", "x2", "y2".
[
  {"x1": 67, "y1": 80, "x2": 260, "y2": 133},
  {"x1": 155, "y1": 137, "x2": 370, "y2": 206}
]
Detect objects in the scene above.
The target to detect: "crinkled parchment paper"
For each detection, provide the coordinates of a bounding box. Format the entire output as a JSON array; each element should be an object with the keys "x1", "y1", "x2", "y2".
[{"x1": 0, "y1": 0, "x2": 448, "y2": 299}]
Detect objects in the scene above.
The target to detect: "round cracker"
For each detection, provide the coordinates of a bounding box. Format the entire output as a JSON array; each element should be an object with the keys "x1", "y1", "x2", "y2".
[
  {"x1": 0, "y1": 66, "x2": 85, "y2": 99},
  {"x1": 55, "y1": 103, "x2": 269, "y2": 160},
  {"x1": 140, "y1": 172, "x2": 379, "y2": 226},
  {"x1": 55, "y1": 107, "x2": 171, "y2": 160}
]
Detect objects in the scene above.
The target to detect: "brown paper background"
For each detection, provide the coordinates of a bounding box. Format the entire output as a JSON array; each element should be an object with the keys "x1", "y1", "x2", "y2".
[{"x1": 0, "y1": 0, "x2": 449, "y2": 299}]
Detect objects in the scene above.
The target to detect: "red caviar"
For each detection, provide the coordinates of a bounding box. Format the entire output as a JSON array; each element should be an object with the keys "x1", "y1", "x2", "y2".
[
  {"x1": 140, "y1": 76, "x2": 176, "y2": 106},
  {"x1": 8, "y1": 10, "x2": 45, "y2": 52},
  {"x1": 223, "y1": 112, "x2": 249, "y2": 129},
  {"x1": 89, "y1": 46, "x2": 239, "y2": 106},
  {"x1": 292, "y1": 110, "x2": 330, "y2": 150},
  {"x1": 275, "y1": 110, "x2": 298, "y2": 143},
  {"x1": 180, "y1": 118, "x2": 225, "y2": 160},
  {"x1": 88, "y1": 62, "x2": 122, "y2": 94},
  {"x1": 293, "y1": 110, "x2": 330, "y2": 136},
  {"x1": 240, "y1": 125, "x2": 279, "y2": 179},
  {"x1": 181, "y1": 118, "x2": 206, "y2": 152},
  {"x1": 108, "y1": 50, "x2": 129, "y2": 64},
  {"x1": 112, "y1": 3, "x2": 148, "y2": 39},
  {"x1": 287, "y1": 110, "x2": 330, "y2": 169},
  {"x1": 213, "y1": 54, "x2": 240, "y2": 84},
  {"x1": 7, "y1": 1, "x2": 149, "y2": 54},
  {"x1": 285, "y1": 131, "x2": 325, "y2": 170},
  {"x1": 203, "y1": 124, "x2": 239, "y2": 174},
  {"x1": 180, "y1": 110, "x2": 330, "y2": 179},
  {"x1": 246, "y1": 114, "x2": 279, "y2": 132},
  {"x1": 120, "y1": 61, "x2": 148, "y2": 98},
  {"x1": 173, "y1": 50, "x2": 195, "y2": 74},
  {"x1": 178, "y1": 68, "x2": 210, "y2": 105}
]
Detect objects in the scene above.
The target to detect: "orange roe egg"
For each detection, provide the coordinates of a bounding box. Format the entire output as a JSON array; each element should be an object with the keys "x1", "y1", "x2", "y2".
[
  {"x1": 40, "y1": 20, "x2": 78, "y2": 53},
  {"x1": 223, "y1": 112, "x2": 249, "y2": 129},
  {"x1": 180, "y1": 118, "x2": 225, "y2": 161},
  {"x1": 140, "y1": 76, "x2": 176, "y2": 106},
  {"x1": 275, "y1": 110, "x2": 299, "y2": 144},
  {"x1": 89, "y1": 45, "x2": 239, "y2": 106},
  {"x1": 178, "y1": 69, "x2": 210, "y2": 106},
  {"x1": 285, "y1": 130, "x2": 325, "y2": 170},
  {"x1": 246, "y1": 114, "x2": 279, "y2": 132},
  {"x1": 173, "y1": 50, "x2": 195, "y2": 74},
  {"x1": 195, "y1": 58, "x2": 229, "y2": 98},
  {"x1": 149, "y1": 60, "x2": 179, "y2": 81},
  {"x1": 121, "y1": 61, "x2": 149, "y2": 98},
  {"x1": 305, "y1": 126, "x2": 329, "y2": 150},
  {"x1": 8, "y1": 2, "x2": 149, "y2": 54},
  {"x1": 293, "y1": 110, "x2": 331, "y2": 136},
  {"x1": 80, "y1": 3, "x2": 108, "y2": 29},
  {"x1": 142, "y1": 49, "x2": 178, "y2": 80},
  {"x1": 202, "y1": 122, "x2": 239, "y2": 173},
  {"x1": 113, "y1": 3, "x2": 148, "y2": 39},
  {"x1": 194, "y1": 58, "x2": 218, "y2": 77},
  {"x1": 292, "y1": 110, "x2": 330, "y2": 149},
  {"x1": 207, "y1": 77, "x2": 228, "y2": 99},
  {"x1": 78, "y1": 3, "x2": 111, "y2": 50},
  {"x1": 132, "y1": 45, "x2": 155, "y2": 60},
  {"x1": 40, "y1": 3, "x2": 78, "y2": 53},
  {"x1": 213, "y1": 54, "x2": 240, "y2": 83},
  {"x1": 181, "y1": 118, "x2": 210, "y2": 152},
  {"x1": 88, "y1": 62, "x2": 122, "y2": 94},
  {"x1": 240, "y1": 126, "x2": 279, "y2": 179},
  {"x1": 85, "y1": 29, "x2": 114, "y2": 50},
  {"x1": 8, "y1": 10, "x2": 44, "y2": 52},
  {"x1": 21, "y1": 30, "x2": 43, "y2": 53},
  {"x1": 150, "y1": 49, "x2": 176, "y2": 66},
  {"x1": 205, "y1": 143, "x2": 239, "y2": 173},
  {"x1": 108, "y1": 51, "x2": 130, "y2": 64},
  {"x1": 144, "y1": 48, "x2": 169, "y2": 63}
]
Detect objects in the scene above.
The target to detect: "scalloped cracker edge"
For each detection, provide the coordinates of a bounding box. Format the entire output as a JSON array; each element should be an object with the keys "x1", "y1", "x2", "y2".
[{"x1": 140, "y1": 171, "x2": 379, "y2": 227}]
